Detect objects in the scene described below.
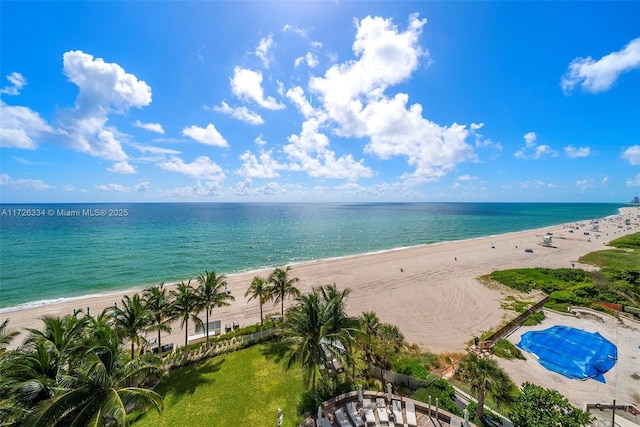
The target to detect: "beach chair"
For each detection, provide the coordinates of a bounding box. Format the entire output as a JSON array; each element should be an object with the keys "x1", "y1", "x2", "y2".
[
  {"x1": 362, "y1": 399, "x2": 376, "y2": 426},
  {"x1": 450, "y1": 418, "x2": 462, "y2": 427},
  {"x1": 392, "y1": 400, "x2": 404, "y2": 426},
  {"x1": 405, "y1": 400, "x2": 417, "y2": 427},
  {"x1": 376, "y1": 398, "x2": 389, "y2": 426},
  {"x1": 347, "y1": 401, "x2": 365, "y2": 427},
  {"x1": 320, "y1": 416, "x2": 332, "y2": 427},
  {"x1": 335, "y1": 407, "x2": 353, "y2": 427}
]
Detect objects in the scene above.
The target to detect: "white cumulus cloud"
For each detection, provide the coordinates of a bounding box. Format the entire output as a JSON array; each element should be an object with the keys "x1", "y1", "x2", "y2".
[
  {"x1": 230, "y1": 67, "x2": 285, "y2": 110},
  {"x1": 0, "y1": 173, "x2": 53, "y2": 190},
  {"x1": 95, "y1": 183, "x2": 129, "y2": 192},
  {"x1": 237, "y1": 149, "x2": 284, "y2": 179},
  {"x1": 0, "y1": 72, "x2": 27, "y2": 95},
  {"x1": 108, "y1": 161, "x2": 136, "y2": 174},
  {"x1": 182, "y1": 124, "x2": 229, "y2": 147},
  {"x1": 622, "y1": 145, "x2": 640, "y2": 165},
  {"x1": 561, "y1": 37, "x2": 640, "y2": 94},
  {"x1": 63, "y1": 50, "x2": 152, "y2": 111},
  {"x1": 134, "y1": 120, "x2": 165, "y2": 134},
  {"x1": 564, "y1": 145, "x2": 591, "y2": 158},
  {"x1": 0, "y1": 100, "x2": 55, "y2": 149},
  {"x1": 158, "y1": 156, "x2": 226, "y2": 182},
  {"x1": 210, "y1": 102, "x2": 264, "y2": 125},
  {"x1": 256, "y1": 34, "x2": 274, "y2": 68}
]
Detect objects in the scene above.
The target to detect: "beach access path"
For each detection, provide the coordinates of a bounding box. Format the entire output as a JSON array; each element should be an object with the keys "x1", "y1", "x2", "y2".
[{"x1": 3, "y1": 208, "x2": 639, "y2": 356}]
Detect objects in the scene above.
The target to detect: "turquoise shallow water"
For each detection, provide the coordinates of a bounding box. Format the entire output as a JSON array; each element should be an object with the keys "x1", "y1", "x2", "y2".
[{"x1": 0, "y1": 202, "x2": 624, "y2": 311}]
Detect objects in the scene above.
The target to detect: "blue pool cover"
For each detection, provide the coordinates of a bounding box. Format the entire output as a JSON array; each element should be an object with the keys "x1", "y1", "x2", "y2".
[{"x1": 517, "y1": 325, "x2": 617, "y2": 383}]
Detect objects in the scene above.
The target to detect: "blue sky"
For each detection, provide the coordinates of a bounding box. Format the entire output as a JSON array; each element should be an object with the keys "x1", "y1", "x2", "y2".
[{"x1": 1, "y1": 1, "x2": 639, "y2": 203}]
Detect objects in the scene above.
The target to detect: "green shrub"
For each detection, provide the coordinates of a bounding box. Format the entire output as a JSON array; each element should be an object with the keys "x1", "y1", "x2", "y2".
[
  {"x1": 522, "y1": 311, "x2": 545, "y2": 326},
  {"x1": 492, "y1": 339, "x2": 525, "y2": 360},
  {"x1": 411, "y1": 378, "x2": 461, "y2": 416}
]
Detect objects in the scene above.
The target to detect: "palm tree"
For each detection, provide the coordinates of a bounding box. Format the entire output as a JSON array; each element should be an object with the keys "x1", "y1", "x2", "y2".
[
  {"x1": 1, "y1": 313, "x2": 164, "y2": 426},
  {"x1": 280, "y1": 285, "x2": 355, "y2": 398},
  {"x1": 456, "y1": 353, "x2": 516, "y2": 422},
  {"x1": 244, "y1": 276, "x2": 271, "y2": 326},
  {"x1": 268, "y1": 266, "x2": 301, "y2": 318},
  {"x1": 143, "y1": 283, "x2": 173, "y2": 354},
  {"x1": 110, "y1": 293, "x2": 152, "y2": 360},
  {"x1": 358, "y1": 311, "x2": 381, "y2": 364},
  {"x1": 170, "y1": 280, "x2": 203, "y2": 348},
  {"x1": 280, "y1": 292, "x2": 327, "y2": 398},
  {"x1": 23, "y1": 317, "x2": 163, "y2": 426},
  {"x1": 0, "y1": 318, "x2": 18, "y2": 358},
  {"x1": 197, "y1": 270, "x2": 235, "y2": 348}
]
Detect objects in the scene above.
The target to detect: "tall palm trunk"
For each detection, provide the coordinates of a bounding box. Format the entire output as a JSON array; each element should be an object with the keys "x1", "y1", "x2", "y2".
[
  {"x1": 476, "y1": 386, "x2": 486, "y2": 421},
  {"x1": 205, "y1": 309, "x2": 210, "y2": 349},
  {"x1": 184, "y1": 319, "x2": 188, "y2": 348}
]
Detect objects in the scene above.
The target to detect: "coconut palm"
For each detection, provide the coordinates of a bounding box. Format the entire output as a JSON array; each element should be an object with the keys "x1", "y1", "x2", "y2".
[
  {"x1": 24, "y1": 313, "x2": 90, "y2": 377},
  {"x1": 1, "y1": 313, "x2": 164, "y2": 426},
  {"x1": 143, "y1": 283, "x2": 173, "y2": 354},
  {"x1": 456, "y1": 353, "x2": 516, "y2": 422},
  {"x1": 0, "y1": 319, "x2": 18, "y2": 357},
  {"x1": 197, "y1": 270, "x2": 235, "y2": 348},
  {"x1": 268, "y1": 266, "x2": 301, "y2": 318},
  {"x1": 280, "y1": 292, "x2": 327, "y2": 398},
  {"x1": 170, "y1": 280, "x2": 203, "y2": 348},
  {"x1": 358, "y1": 311, "x2": 381, "y2": 364},
  {"x1": 110, "y1": 293, "x2": 152, "y2": 360},
  {"x1": 280, "y1": 285, "x2": 355, "y2": 398},
  {"x1": 22, "y1": 317, "x2": 163, "y2": 426},
  {"x1": 244, "y1": 276, "x2": 271, "y2": 326}
]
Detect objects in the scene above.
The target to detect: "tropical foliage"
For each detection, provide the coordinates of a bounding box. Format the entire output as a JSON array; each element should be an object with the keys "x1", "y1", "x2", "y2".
[
  {"x1": 268, "y1": 266, "x2": 301, "y2": 318},
  {"x1": 0, "y1": 315, "x2": 163, "y2": 426},
  {"x1": 170, "y1": 280, "x2": 203, "y2": 348},
  {"x1": 455, "y1": 353, "x2": 517, "y2": 422},
  {"x1": 510, "y1": 382, "x2": 593, "y2": 427},
  {"x1": 278, "y1": 284, "x2": 357, "y2": 399},
  {"x1": 485, "y1": 232, "x2": 640, "y2": 312},
  {"x1": 197, "y1": 270, "x2": 235, "y2": 347},
  {"x1": 244, "y1": 275, "x2": 271, "y2": 326}
]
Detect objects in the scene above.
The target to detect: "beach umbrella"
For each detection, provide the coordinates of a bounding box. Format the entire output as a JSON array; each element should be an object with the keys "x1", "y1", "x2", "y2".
[
  {"x1": 387, "y1": 383, "x2": 392, "y2": 402},
  {"x1": 358, "y1": 384, "x2": 363, "y2": 403}
]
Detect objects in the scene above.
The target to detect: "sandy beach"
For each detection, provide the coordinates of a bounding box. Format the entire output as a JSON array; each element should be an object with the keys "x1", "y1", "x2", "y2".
[{"x1": 3, "y1": 207, "x2": 639, "y2": 355}]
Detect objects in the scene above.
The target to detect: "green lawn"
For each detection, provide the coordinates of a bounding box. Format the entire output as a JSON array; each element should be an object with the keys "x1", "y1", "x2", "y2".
[{"x1": 133, "y1": 343, "x2": 305, "y2": 427}]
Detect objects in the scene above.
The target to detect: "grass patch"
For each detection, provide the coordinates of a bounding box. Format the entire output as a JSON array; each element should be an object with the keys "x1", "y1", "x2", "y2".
[
  {"x1": 492, "y1": 339, "x2": 526, "y2": 360},
  {"x1": 487, "y1": 232, "x2": 640, "y2": 312},
  {"x1": 132, "y1": 343, "x2": 305, "y2": 427},
  {"x1": 522, "y1": 310, "x2": 545, "y2": 326},
  {"x1": 411, "y1": 378, "x2": 461, "y2": 416}
]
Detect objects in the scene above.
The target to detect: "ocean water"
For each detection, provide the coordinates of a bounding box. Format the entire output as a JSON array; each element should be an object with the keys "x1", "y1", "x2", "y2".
[{"x1": 0, "y1": 202, "x2": 624, "y2": 311}]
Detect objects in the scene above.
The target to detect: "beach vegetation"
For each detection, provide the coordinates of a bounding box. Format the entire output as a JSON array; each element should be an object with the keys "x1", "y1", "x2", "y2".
[
  {"x1": 276, "y1": 283, "x2": 358, "y2": 411},
  {"x1": 143, "y1": 283, "x2": 173, "y2": 357},
  {"x1": 196, "y1": 270, "x2": 235, "y2": 348},
  {"x1": 0, "y1": 314, "x2": 164, "y2": 426},
  {"x1": 410, "y1": 377, "x2": 461, "y2": 416},
  {"x1": 455, "y1": 353, "x2": 517, "y2": 423},
  {"x1": 521, "y1": 310, "x2": 545, "y2": 326},
  {"x1": 492, "y1": 339, "x2": 526, "y2": 360},
  {"x1": 109, "y1": 293, "x2": 153, "y2": 359},
  {"x1": 268, "y1": 266, "x2": 301, "y2": 318},
  {"x1": 244, "y1": 275, "x2": 272, "y2": 326},
  {"x1": 509, "y1": 382, "x2": 593, "y2": 427},
  {"x1": 169, "y1": 280, "x2": 203, "y2": 348}
]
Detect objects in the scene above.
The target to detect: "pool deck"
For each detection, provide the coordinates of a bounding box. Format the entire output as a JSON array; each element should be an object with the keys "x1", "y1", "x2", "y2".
[
  {"x1": 497, "y1": 308, "x2": 640, "y2": 410},
  {"x1": 298, "y1": 390, "x2": 476, "y2": 427}
]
